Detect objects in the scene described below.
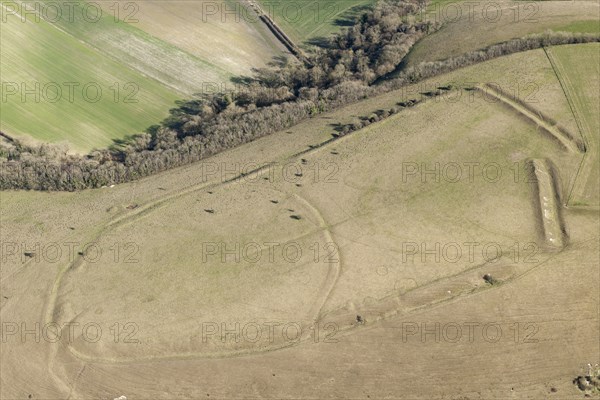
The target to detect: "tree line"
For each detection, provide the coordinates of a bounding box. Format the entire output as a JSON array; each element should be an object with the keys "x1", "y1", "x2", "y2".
[{"x1": 1, "y1": 0, "x2": 598, "y2": 190}]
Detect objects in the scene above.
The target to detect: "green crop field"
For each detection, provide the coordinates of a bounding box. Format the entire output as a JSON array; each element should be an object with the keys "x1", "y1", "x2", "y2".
[
  {"x1": 258, "y1": 0, "x2": 375, "y2": 44},
  {"x1": 0, "y1": 5, "x2": 181, "y2": 152},
  {"x1": 93, "y1": 0, "x2": 285, "y2": 85},
  {"x1": 35, "y1": 0, "x2": 234, "y2": 95},
  {"x1": 0, "y1": 0, "x2": 284, "y2": 152}
]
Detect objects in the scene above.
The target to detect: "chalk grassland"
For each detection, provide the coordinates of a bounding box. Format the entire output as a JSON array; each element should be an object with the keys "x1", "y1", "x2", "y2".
[
  {"x1": 379, "y1": 45, "x2": 589, "y2": 199},
  {"x1": 0, "y1": 45, "x2": 597, "y2": 398},
  {"x1": 546, "y1": 43, "x2": 599, "y2": 207},
  {"x1": 0, "y1": 3, "x2": 180, "y2": 152},
  {"x1": 0, "y1": 46, "x2": 586, "y2": 324},
  {"x1": 7, "y1": 47, "x2": 586, "y2": 360},
  {"x1": 257, "y1": 0, "x2": 375, "y2": 44},
  {"x1": 0, "y1": 0, "x2": 284, "y2": 152},
  {"x1": 405, "y1": 0, "x2": 599, "y2": 67},
  {"x1": 51, "y1": 89, "x2": 582, "y2": 361},
  {"x1": 396, "y1": 45, "x2": 582, "y2": 136}
]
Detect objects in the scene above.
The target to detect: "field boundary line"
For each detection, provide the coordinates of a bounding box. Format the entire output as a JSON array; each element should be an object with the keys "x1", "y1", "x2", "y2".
[
  {"x1": 544, "y1": 47, "x2": 589, "y2": 147},
  {"x1": 246, "y1": 0, "x2": 311, "y2": 65},
  {"x1": 544, "y1": 46, "x2": 595, "y2": 208},
  {"x1": 5, "y1": 1, "x2": 229, "y2": 96},
  {"x1": 474, "y1": 84, "x2": 583, "y2": 153}
]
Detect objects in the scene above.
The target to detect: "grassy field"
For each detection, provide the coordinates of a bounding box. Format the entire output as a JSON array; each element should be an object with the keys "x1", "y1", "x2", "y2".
[
  {"x1": 547, "y1": 43, "x2": 600, "y2": 206},
  {"x1": 556, "y1": 20, "x2": 600, "y2": 34},
  {"x1": 0, "y1": 4, "x2": 181, "y2": 152},
  {"x1": 2, "y1": 46, "x2": 597, "y2": 398},
  {"x1": 95, "y1": 0, "x2": 286, "y2": 81},
  {"x1": 1, "y1": 0, "x2": 598, "y2": 392},
  {"x1": 0, "y1": 0, "x2": 284, "y2": 152},
  {"x1": 38, "y1": 0, "x2": 233, "y2": 95},
  {"x1": 405, "y1": 0, "x2": 599, "y2": 67},
  {"x1": 257, "y1": 0, "x2": 375, "y2": 44},
  {"x1": 51, "y1": 91, "x2": 571, "y2": 360}
]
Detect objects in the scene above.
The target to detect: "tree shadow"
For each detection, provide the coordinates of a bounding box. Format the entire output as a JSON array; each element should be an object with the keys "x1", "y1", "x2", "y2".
[
  {"x1": 230, "y1": 76, "x2": 255, "y2": 85},
  {"x1": 302, "y1": 4, "x2": 373, "y2": 49},
  {"x1": 333, "y1": 4, "x2": 373, "y2": 27},
  {"x1": 267, "y1": 54, "x2": 290, "y2": 68},
  {"x1": 107, "y1": 133, "x2": 144, "y2": 158},
  {"x1": 329, "y1": 122, "x2": 345, "y2": 132},
  {"x1": 307, "y1": 36, "x2": 332, "y2": 49}
]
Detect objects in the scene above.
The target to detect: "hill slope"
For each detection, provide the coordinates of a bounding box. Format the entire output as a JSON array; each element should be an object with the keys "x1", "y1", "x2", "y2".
[
  {"x1": 1, "y1": 44, "x2": 597, "y2": 398},
  {"x1": 0, "y1": 0, "x2": 285, "y2": 152}
]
